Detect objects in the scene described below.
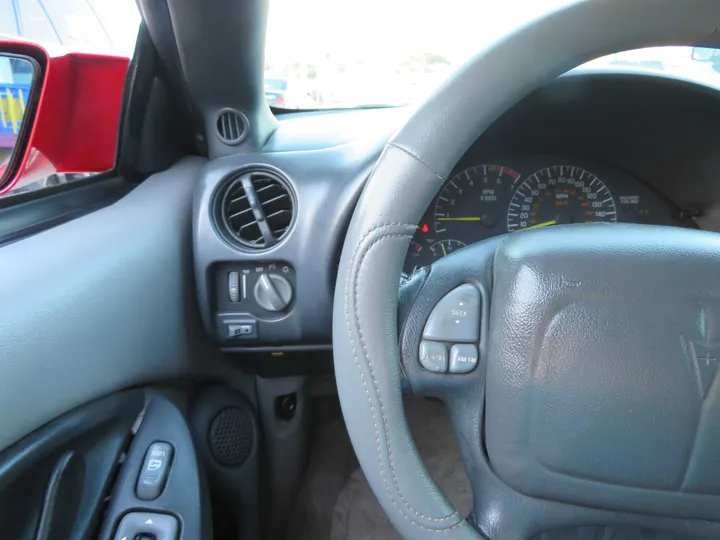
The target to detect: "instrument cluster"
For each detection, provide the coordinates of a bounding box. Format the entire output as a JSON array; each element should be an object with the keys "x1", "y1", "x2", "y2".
[{"x1": 404, "y1": 157, "x2": 683, "y2": 274}]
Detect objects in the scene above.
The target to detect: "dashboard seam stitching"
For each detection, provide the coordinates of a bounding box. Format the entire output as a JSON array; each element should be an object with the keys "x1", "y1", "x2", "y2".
[
  {"x1": 344, "y1": 223, "x2": 466, "y2": 532},
  {"x1": 387, "y1": 142, "x2": 445, "y2": 181}
]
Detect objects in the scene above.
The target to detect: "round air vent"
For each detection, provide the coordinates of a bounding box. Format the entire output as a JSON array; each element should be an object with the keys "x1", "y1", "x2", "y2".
[
  {"x1": 215, "y1": 168, "x2": 295, "y2": 250},
  {"x1": 215, "y1": 108, "x2": 248, "y2": 145}
]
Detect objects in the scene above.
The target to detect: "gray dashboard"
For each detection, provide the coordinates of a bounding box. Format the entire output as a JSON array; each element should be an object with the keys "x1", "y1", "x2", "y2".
[
  {"x1": 192, "y1": 108, "x2": 405, "y2": 351},
  {"x1": 192, "y1": 69, "x2": 720, "y2": 350}
]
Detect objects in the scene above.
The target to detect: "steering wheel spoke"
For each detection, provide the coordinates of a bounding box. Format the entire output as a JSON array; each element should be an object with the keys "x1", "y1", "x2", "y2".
[{"x1": 398, "y1": 237, "x2": 500, "y2": 399}]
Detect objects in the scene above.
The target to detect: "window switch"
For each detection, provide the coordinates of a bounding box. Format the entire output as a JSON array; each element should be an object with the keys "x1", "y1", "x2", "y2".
[
  {"x1": 136, "y1": 442, "x2": 173, "y2": 501},
  {"x1": 114, "y1": 512, "x2": 177, "y2": 540}
]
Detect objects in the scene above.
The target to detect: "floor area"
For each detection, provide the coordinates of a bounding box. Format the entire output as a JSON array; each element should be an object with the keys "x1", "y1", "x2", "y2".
[
  {"x1": 282, "y1": 396, "x2": 698, "y2": 540},
  {"x1": 283, "y1": 396, "x2": 472, "y2": 540}
]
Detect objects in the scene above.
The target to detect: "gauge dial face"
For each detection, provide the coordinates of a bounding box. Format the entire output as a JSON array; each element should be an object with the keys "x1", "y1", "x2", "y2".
[
  {"x1": 429, "y1": 239, "x2": 466, "y2": 260},
  {"x1": 434, "y1": 165, "x2": 521, "y2": 240},
  {"x1": 507, "y1": 165, "x2": 617, "y2": 232},
  {"x1": 402, "y1": 239, "x2": 468, "y2": 274}
]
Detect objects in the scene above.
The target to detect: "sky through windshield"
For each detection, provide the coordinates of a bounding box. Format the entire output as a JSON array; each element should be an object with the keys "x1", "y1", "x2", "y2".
[{"x1": 265, "y1": 0, "x2": 720, "y2": 108}]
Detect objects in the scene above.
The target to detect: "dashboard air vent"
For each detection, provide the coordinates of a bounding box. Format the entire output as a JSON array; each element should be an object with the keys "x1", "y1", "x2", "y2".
[
  {"x1": 216, "y1": 109, "x2": 248, "y2": 145},
  {"x1": 217, "y1": 169, "x2": 295, "y2": 249}
]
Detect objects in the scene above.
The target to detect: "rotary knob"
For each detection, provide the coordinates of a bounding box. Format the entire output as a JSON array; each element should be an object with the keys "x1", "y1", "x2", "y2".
[{"x1": 253, "y1": 273, "x2": 293, "y2": 312}]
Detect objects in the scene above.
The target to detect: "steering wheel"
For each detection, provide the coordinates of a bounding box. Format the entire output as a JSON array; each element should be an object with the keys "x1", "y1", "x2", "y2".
[{"x1": 332, "y1": 1, "x2": 720, "y2": 538}]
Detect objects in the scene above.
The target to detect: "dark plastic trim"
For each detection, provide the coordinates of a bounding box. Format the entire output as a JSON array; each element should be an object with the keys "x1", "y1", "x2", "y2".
[
  {"x1": 34, "y1": 451, "x2": 78, "y2": 540},
  {"x1": 215, "y1": 108, "x2": 249, "y2": 146},
  {"x1": 211, "y1": 164, "x2": 297, "y2": 252},
  {"x1": 221, "y1": 344, "x2": 331, "y2": 353},
  {"x1": 99, "y1": 391, "x2": 211, "y2": 540},
  {"x1": 0, "y1": 390, "x2": 144, "y2": 540},
  {"x1": 0, "y1": 176, "x2": 133, "y2": 246},
  {"x1": 0, "y1": 49, "x2": 43, "y2": 192}
]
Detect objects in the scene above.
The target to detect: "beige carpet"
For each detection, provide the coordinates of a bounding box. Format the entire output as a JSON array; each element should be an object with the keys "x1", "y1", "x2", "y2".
[
  {"x1": 284, "y1": 397, "x2": 472, "y2": 540},
  {"x1": 283, "y1": 398, "x2": 694, "y2": 540}
]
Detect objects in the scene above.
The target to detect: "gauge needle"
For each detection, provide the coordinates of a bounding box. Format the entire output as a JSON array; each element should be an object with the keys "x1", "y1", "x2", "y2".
[
  {"x1": 519, "y1": 219, "x2": 557, "y2": 231},
  {"x1": 436, "y1": 217, "x2": 482, "y2": 221},
  {"x1": 441, "y1": 243, "x2": 448, "y2": 256}
]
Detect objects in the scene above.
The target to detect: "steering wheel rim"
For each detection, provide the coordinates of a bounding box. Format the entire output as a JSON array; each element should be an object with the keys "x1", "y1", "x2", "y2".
[{"x1": 332, "y1": 1, "x2": 720, "y2": 538}]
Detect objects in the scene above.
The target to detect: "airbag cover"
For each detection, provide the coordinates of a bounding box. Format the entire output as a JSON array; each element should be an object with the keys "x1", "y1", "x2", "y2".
[{"x1": 486, "y1": 224, "x2": 720, "y2": 519}]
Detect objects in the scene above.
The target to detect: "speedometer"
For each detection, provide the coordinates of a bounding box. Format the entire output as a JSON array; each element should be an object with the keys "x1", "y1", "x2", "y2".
[{"x1": 507, "y1": 165, "x2": 617, "y2": 232}]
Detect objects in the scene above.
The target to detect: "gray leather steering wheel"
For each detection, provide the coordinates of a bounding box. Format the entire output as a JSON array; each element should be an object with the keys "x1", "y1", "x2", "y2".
[{"x1": 333, "y1": 1, "x2": 720, "y2": 538}]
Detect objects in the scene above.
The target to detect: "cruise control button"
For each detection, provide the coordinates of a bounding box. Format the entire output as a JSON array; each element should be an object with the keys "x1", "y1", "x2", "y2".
[
  {"x1": 423, "y1": 284, "x2": 480, "y2": 343},
  {"x1": 449, "y1": 344, "x2": 479, "y2": 374},
  {"x1": 419, "y1": 341, "x2": 448, "y2": 373}
]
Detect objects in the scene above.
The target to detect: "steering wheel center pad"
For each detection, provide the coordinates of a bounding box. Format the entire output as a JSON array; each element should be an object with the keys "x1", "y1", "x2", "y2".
[{"x1": 487, "y1": 224, "x2": 720, "y2": 519}]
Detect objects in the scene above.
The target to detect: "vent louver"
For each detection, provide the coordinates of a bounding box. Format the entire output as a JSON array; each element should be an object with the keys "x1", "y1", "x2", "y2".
[
  {"x1": 216, "y1": 169, "x2": 295, "y2": 249},
  {"x1": 216, "y1": 109, "x2": 247, "y2": 145}
]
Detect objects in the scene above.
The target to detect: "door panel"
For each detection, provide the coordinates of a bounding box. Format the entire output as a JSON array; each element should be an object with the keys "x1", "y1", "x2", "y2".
[
  {"x1": 0, "y1": 390, "x2": 145, "y2": 540},
  {"x1": 0, "y1": 157, "x2": 209, "y2": 453},
  {"x1": 0, "y1": 389, "x2": 211, "y2": 540},
  {"x1": 99, "y1": 390, "x2": 212, "y2": 540}
]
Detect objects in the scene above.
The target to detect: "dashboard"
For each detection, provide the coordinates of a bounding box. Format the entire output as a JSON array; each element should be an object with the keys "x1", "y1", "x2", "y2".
[
  {"x1": 192, "y1": 68, "x2": 720, "y2": 351},
  {"x1": 404, "y1": 156, "x2": 685, "y2": 274}
]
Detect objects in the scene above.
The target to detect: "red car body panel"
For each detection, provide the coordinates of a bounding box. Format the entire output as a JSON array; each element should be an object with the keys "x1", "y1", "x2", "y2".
[{"x1": 0, "y1": 38, "x2": 128, "y2": 196}]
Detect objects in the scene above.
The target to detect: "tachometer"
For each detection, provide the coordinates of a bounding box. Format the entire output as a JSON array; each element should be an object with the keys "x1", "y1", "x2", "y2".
[
  {"x1": 434, "y1": 165, "x2": 521, "y2": 240},
  {"x1": 507, "y1": 165, "x2": 617, "y2": 232}
]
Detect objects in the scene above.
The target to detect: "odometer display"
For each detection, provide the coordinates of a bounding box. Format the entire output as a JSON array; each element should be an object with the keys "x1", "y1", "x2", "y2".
[{"x1": 507, "y1": 165, "x2": 617, "y2": 232}]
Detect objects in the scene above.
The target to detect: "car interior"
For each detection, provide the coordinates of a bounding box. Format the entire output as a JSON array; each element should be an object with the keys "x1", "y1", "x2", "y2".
[{"x1": 4, "y1": 0, "x2": 720, "y2": 539}]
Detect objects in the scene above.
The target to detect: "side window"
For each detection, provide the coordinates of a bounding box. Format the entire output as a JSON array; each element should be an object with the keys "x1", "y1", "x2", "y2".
[{"x1": 0, "y1": 0, "x2": 140, "y2": 199}]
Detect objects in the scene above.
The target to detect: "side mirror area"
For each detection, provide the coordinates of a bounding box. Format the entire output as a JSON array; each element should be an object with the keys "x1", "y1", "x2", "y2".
[
  {"x1": 691, "y1": 47, "x2": 719, "y2": 63},
  {"x1": 0, "y1": 39, "x2": 129, "y2": 197}
]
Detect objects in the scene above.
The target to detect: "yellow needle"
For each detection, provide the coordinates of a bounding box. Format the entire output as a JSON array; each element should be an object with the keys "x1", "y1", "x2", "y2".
[
  {"x1": 436, "y1": 217, "x2": 482, "y2": 222},
  {"x1": 441, "y1": 243, "x2": 448, "y2": 256},
  {"x1": 518, "y1": 219, "x2": 557, "y2": 231}
]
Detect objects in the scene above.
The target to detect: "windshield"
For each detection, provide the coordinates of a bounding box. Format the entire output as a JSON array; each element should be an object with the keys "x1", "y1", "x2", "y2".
[
  {"x1": 0, "y1": 0, "x2": 139, "y2": 56},
  {"x1": 265, "y1": 0, "x2": 720, "y2": 109}
]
